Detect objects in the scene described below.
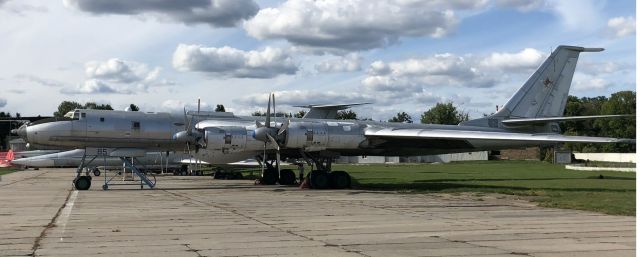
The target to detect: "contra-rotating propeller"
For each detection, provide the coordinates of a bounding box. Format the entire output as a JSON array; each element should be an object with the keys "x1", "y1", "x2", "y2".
[
  {"x1": 253, "y1": 93, "x2": 290, "y2": 174},
  {"x1": 173, "y1": 105, "x2": 205, "y2": 161}
]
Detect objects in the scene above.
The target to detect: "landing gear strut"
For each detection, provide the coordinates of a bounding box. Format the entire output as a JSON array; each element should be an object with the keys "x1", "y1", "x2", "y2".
[
  {"x1": 256, "y1": 156, "x2": 297, "y2": 186},
  {"x1": 301, "y1": 152, "x2": 351, "y2": 190}
]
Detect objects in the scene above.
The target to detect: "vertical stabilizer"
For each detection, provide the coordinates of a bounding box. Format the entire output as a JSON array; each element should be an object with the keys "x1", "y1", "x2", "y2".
[{"x1": 461, "y1": 45, "x2": 603, "y2": 129}]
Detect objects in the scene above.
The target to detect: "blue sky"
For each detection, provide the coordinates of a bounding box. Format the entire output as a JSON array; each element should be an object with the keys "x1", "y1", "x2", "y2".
[{"x1": 0, "y1": 0, "x2": 635, "y2": 120}]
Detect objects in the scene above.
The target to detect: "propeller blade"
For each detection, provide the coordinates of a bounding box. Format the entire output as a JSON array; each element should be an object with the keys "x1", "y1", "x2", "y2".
[
  {"x1": 261, "y1": 142, "x2": 266, "y2": 175},
  {"x1": 183, "y1": 107, "x2": 188, "y2": 129},
  {"x1": 278, "y1": 119, "x2": 290, "y2": 136},
  {"x1": 272, "y1": 93, "x2": 276, "y2": 126},
  {"x1": 255, "y1": 120, "x2": 262, "y2": 128},
  {"x1": 266, "y1": 93, "x2": 272, "y2": 128},
  {"x1": 266, "y1": 134, "x2": 280, "y2": 151},
  {"x1": 275, "y1": 151, "x2": 281, "y2": 173}
]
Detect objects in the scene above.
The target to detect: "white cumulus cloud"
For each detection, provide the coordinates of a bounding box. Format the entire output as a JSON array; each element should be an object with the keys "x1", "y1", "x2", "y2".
[
  {"x1": 480, "y1": 48, "x2": 546, "y2": 72},
  {"x1": 160, "y1": 99, "x2": 212, "y2": 114},
  {"x1": 85, "y1": 58, "x2": 158, "y2": 84},
  {"x1": 61, "y1": 79, "x2": 128, "y2": 94},
  {"x1": 243, "y1": 0, "x2": 476, "y2": 53},
  {"x1": 315, "y1": 54, "x2": 362, "y2": 73},
  {"x1": 607, "y1": 16, "x2": 635, "y2": 38},
  {"x1": 172, "y1": 44, "x2": 298, "y2": 78},
  {"x1": 234, "y1": 90, "x2": 374, "y2": 108},
  {"x1": 363, "y1": 53, "x2": 498, "y2": 93},
  {"x1": 571, "y1": 72, "x2": 613, "y2": 91},
  {"x1": 62, "y1": 58, "x2": 171, "y2": 94}
]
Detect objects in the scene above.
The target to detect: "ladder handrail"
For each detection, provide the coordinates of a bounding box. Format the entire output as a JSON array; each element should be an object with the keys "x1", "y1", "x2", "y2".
[{"x1": 120, "y1": 157, "x2": 156, "y2": 189}]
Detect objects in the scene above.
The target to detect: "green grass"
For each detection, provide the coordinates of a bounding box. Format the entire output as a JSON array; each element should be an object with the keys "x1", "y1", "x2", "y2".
[
  {"x1": 0, "y1": 167, "x2": 19, "y2": 176},
  {"x1": 334, "y1": 161, "x2": 635, "y2": 216}
]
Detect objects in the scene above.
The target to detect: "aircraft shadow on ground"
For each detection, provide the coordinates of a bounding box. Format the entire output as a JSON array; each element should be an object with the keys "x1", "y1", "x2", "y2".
[{"x1": 99, "y1": 185, "x2": 282, "y2": 191}]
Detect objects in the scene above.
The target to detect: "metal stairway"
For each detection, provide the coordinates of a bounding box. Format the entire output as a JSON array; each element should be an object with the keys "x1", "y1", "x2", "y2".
[{"x1": 120, "y1": 157, "x2": 156, "y2": 189}]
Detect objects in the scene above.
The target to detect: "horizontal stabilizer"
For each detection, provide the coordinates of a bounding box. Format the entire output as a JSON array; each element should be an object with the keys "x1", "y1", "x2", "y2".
[
  {"x1": 502, "y1": 114, "x2": 635, "y2": 126},
  {"x1": 296, "y1": 103, "x2": 371, "y2": 119}
]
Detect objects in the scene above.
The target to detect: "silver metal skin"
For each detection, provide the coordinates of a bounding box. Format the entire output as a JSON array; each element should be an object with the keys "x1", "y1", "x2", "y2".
[
  {"x1": 18, "y1": 46, "x2": 634, "y2": 166},
  {"x1": 10, "y1": 149, "x2": 186, "y2": 169}
]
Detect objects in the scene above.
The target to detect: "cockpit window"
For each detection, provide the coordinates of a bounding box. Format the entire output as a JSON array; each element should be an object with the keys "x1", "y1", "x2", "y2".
[{"x1": 64, "y1": 110, "x2": 81, "y2": 120}]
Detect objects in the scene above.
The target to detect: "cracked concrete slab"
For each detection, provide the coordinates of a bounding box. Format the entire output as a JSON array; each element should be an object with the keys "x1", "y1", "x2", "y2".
[{"x1": 0, "y1": 168, "x2": 634, "y2": 257}]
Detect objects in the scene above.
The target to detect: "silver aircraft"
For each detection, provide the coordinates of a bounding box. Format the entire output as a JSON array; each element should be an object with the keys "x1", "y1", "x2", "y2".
[
  {"x1": 10, "y1": 149, "x2": 187, "y2": 173},
  {"x1": 15, "y1": 45, "x2": 635, "y2": 190}
]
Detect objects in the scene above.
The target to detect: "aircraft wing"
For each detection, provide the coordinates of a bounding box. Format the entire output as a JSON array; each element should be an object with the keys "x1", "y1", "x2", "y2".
[
  {"x1": 364, "y1": 128, "x2": 635, "y2": 144},
  {"x1": 295, "y1": 103, "x2": 371, "y2": 119}
]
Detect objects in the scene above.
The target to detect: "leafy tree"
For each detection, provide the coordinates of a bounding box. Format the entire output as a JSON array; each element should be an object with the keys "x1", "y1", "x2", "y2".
[
  {"x1": 84, "y1": 102, "x2": 113, "y2": 110},
  {"x1": 54, "y1": 101, "x2": 83, "y2": 117},
  {"x1": 562, "y1": 91, "x2": 635, "y2": 153},
  {"x1": 54, "y1": 101, "x2": 115, "y2": 117},
  {"x1": 420, "y1": 102, "x2": 469, "y2": 125},
  {"x1": 129, "y1": 104, "x2": 140, "y2": 111},
  {"x1": 0, "y1": 112, "x2": 10, "y2": 118},
  {"x1": 251, "y1": 111, "x2": 290, "y2": 117},
  {"x1": 388, "y1": 112, "x2": 412, "y2": 123},
  {"x1": 336, "y1": 110, "x2": 357, "y2": 120},
  {"x1": 215, "y1": 104, "x2": 226, "y2": 112}
]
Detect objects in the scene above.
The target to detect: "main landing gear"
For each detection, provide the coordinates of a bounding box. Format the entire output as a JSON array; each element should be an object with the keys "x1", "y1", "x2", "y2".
[
  {"x1": 304, "y1": 154, "x2": 351, "y2": 190},
  {"x1": 257, "y1": 153, "x2": 351, "y2": 189},
  {"x1": 257, "y1": 158, "x2": 297, "y2": 186}
]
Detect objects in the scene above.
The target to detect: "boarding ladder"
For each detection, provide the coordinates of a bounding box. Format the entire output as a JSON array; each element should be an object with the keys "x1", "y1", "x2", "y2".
[{"x1": 120, "y1": 157, "x2": 156, "y2": 189}]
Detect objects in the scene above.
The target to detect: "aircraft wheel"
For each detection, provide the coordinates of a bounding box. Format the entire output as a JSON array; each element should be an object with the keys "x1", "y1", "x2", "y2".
[
  {"x1": 213, "y1": 170, "x2": 224, "y2": 179},
  {"x1": 102, "y1": 184, "x2": 108, "y2": 190},
  {"x1": 233, "y1": 172, "x2": 243, "y2": 180},
  {"x1": 74, "y1": 176, "x2": 91, "y2": 190},
  {"x1": 278, "y1": 169, "x2": 296, "y2": 185},
  {"x1": 92, "y1": 168, "x2": 101, "y2": 177},
  {"x1": 309, "y1": 170, "x2": 330, "y2": 189},
  {"x1": 329, "y1": 171, "x2": 351, "y2": 189},
  {"x1": 261, "y1": 168, "x2": 278, "y2": 185}
]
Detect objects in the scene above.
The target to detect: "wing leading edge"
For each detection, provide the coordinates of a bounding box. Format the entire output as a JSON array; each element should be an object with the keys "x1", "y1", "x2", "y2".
[{"x1": 364, "y1": 128, "x2": 635, "y2": 144}]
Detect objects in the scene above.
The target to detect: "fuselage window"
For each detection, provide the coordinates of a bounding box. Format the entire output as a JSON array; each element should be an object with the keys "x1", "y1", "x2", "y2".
[
  {"x1": 81, "y1": 113, "x2": 86, "y2": 119},
  {"x1": 100, "y1": 117, "x2": 104, "y2": 122},
  {"x1": 132, "y1": 121, "x2": 141, "y2": 130}
]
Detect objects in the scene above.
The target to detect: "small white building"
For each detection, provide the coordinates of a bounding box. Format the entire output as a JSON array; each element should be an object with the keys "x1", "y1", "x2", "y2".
[
  {"x1": 9, "y1": 138, "x2": 27, "y2": 152},
  {"x1": 573, "y1": 153, "x2": 636, "y2": 163}
]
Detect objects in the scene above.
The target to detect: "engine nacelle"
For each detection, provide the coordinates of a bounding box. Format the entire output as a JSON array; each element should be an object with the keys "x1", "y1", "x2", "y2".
[
  {"x1": 204, "y1": 126, "x2": 247, "y2": 153},
  {"x1": 285, "y1": 121, "x2": 366, "y2": 151}
]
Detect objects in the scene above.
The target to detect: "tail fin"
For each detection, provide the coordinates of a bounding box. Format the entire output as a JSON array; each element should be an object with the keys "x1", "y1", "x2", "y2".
[{"x1": 462, "y1": 45, "x2": 603, "y2": 128}]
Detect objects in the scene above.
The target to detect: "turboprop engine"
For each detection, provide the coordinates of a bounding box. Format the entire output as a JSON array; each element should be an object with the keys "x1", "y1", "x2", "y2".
[
  {"x1": 203, "y1": 126, "x2": 249, "y2": 153},
  {"x1": 283, "y1": 121, "x2": 367, "y2": 151}
]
